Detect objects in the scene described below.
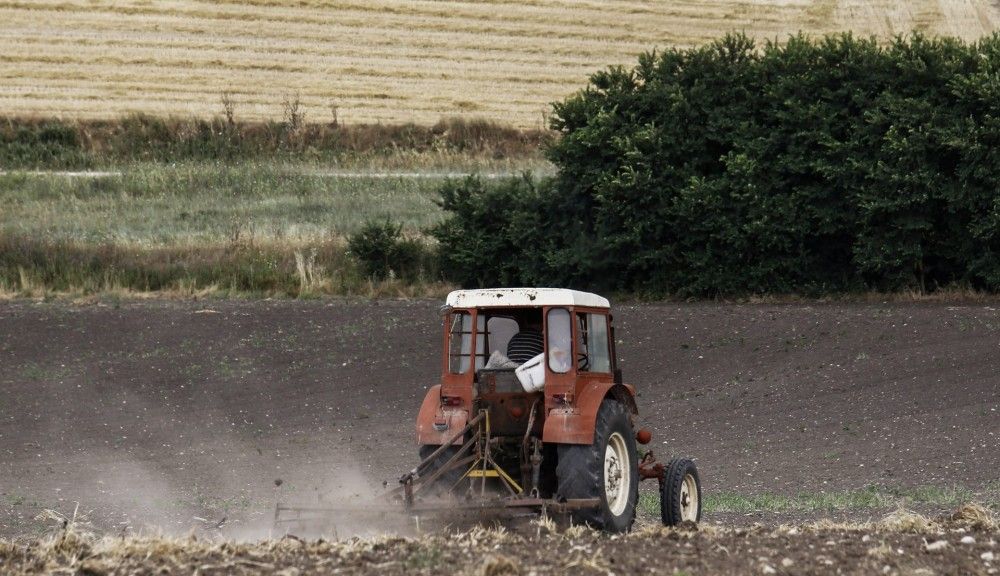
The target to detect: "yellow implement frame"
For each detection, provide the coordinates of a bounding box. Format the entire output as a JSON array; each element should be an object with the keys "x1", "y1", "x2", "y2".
[{"x1": 460, "y1": 410, "x2": 523, "y2": 495}]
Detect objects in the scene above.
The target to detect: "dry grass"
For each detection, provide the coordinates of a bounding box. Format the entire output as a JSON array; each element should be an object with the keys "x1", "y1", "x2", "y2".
[
  {"x1": 3, "y1": 503, "x2": 995, "y2": 576},
  {"x1": 949, "y1": 503, "x2": 998, "y2": 532},
  {"x1": 0, "y1": 232, "x2": 452, "y2": 300},
  {"x1": 803, "y1": 503, "x2": 997, "y2": 534},
  {"x1": 1, "y1": 1, "x2": 998, "y2": 127},
  {"x1": 0, "y1": 268, "x2": 454, "y2": 302},
  {"x1": 877, "y1": 507, "x2": 941, "y2": 533}
]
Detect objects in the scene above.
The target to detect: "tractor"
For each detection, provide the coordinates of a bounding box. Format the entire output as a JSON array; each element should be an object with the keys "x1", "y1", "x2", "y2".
[{"x1": 275, "y1": 288, "x2": 702, "y2": 533}]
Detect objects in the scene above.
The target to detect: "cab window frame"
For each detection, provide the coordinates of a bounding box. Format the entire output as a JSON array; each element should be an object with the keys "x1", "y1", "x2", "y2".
[
  {"x1": 575, "y1": 311, "x2": 612, "y2": 374},
  {"x1": 447, "y1": 310, "x2": 475, "y2": 374},
  {"x1": 546, "y1": 307, "x2": 573, "y2": 374}
]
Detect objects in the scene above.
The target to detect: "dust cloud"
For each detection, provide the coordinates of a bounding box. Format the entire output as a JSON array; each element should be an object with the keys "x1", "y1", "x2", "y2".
[{"x1": 11, "y1": 383, "x2": 406, "y2": 541}]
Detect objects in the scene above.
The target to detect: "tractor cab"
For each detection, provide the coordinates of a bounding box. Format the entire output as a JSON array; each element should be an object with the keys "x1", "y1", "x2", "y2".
[
  {"x1": 444, "y1": 293, "x2": 615, "y2": 378},
  {"x1": 420, "y1": 288, "x2": 622, "y2": 442}
]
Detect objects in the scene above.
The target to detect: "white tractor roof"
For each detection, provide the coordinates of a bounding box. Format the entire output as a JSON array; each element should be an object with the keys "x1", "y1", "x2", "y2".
[{"x1": 446, "y1": 288, "x2": 610, "y2": 309}]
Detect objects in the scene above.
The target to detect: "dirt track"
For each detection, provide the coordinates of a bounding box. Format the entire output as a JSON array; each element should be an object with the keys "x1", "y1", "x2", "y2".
[{"x1": 1, "y1": 300, "x2": 998, "y2": 538}]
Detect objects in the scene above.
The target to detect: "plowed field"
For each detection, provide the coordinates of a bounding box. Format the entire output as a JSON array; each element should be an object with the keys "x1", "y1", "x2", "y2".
[{"x1": 1, "y1": 299, "x2": 996, "y2": 539}]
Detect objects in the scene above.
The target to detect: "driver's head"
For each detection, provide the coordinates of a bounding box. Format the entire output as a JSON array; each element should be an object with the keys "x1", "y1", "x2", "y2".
[{"x1": 520, "y1": 315, "x2": 543, "y2": 333}]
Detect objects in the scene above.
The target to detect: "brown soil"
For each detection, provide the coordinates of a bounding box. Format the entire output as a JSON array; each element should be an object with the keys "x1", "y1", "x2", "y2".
[{"x1": 0, "y1": 300, "x2": 997, "y2": 542}]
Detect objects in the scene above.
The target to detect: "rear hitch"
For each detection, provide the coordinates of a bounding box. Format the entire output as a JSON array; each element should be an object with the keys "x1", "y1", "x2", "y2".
[
  {"x1": 638, "y1": 450, "x2": 666, "y2": 483},
  {"x1": 529, "y1": 438, "x2": 542, "y2": 497}
]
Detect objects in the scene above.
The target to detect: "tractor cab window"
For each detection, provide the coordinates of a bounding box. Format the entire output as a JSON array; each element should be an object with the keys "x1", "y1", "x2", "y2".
[
  {"x1": 486, "y1": 316, "x2": 519, "y2": 357},
  {"x1": 547, "y1": 308, "x2": 572, "y2": 373},
  {"x1": 576, "y1": 313, "x2": 611, "y2": 373},
  {"x1": 448, "y1": 311, "x2": 477, "y2": 374},
  {"x1": 482, "y1": 312, "x2": 543, "y2": 369}
]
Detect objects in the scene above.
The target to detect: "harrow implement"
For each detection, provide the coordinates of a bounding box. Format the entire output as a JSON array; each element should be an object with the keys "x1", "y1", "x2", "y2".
[{"x1": 273, "y1": 410, "x2": 600, "y2": 534}]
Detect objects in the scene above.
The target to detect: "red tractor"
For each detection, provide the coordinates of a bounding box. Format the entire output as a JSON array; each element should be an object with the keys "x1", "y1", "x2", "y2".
[
  {"x1": 411, "y1": 288, "x2": 702, "y2": 532},
  {"x1": 275, "y1": 288, "x2": 701, "y2": 533}
]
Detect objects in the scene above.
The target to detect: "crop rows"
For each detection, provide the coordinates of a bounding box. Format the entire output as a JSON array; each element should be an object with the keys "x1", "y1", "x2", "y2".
[{"x1": 2, "y1": 0, "x2": 997, "y2": 127}]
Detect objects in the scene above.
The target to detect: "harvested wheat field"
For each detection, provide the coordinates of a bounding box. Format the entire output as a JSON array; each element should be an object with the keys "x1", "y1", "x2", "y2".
[{"x1": 1, "y1": 1, "x2": 999, "y2": 127}]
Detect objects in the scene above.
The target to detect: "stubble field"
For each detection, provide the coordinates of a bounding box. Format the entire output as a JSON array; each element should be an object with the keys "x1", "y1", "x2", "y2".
[{"x1": 2, "y1": 0, "x2": 999, "y2": 126}]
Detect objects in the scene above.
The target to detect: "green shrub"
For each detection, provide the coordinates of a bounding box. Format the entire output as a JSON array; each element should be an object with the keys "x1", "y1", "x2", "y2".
[
  {"x1": 348, "y1": 220, "x2": 436, "y2": 282},
  {"x1": 431, "y1": 175, "x2": 551, "y2": 288},
  {"x1": 434, "y1": 32, "x2": 1000, "y2": 295}
]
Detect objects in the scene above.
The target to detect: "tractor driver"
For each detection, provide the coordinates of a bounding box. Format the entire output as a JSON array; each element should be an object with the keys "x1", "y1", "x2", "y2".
[{"x1": 506, "y1": 317, "x2": 544, "y2": 364}]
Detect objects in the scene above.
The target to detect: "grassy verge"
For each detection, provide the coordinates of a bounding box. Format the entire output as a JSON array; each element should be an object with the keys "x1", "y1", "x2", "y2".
[
  {"x1": 0, "y1": 235, "x2": 448, "y2": 299},
  {"x1": 0, "y1": 161, "x2": 458, "y2": 297},
  {"x1": 0, "y1": 115, "x2": 551, "y2": 170},
  {"x1": 0, "y1": 160, "x2": 488, "y2": 297},
  {"x1": 0, "y1": 163, "x2": 459, "y2": 243},
  {"x1": 639, "y1": 484, "x2": 1000, "y2": 517}
]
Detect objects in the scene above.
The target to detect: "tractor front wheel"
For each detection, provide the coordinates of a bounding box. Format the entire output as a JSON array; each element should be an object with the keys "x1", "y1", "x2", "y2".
[
  {"x1": 660, "y1": 457, "x2": 702, "y2": 526},
  {"x1": 556, "y1": 399, "x2": 638, "y2": 532}
]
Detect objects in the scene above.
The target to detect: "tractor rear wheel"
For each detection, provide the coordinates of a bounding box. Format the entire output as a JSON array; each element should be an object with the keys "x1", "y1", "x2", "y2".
[
  {"x1": 418, "y1": 445, "x2": 464, "y2": 496},
  {"x1": 556, "y1": 399, "x2": 638, "y2": 532},
  {"x1": 660, "y1": 457, "x2": 702, "y2": 526}
]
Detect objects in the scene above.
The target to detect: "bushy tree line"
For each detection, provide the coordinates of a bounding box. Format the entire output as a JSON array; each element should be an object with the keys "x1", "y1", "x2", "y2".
[{"x1": 433, "y1": 33, "x2": 1000, "y2": 295}]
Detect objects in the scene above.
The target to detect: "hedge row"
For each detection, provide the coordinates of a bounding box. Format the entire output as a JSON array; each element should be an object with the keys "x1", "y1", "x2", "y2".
[
  {"x1": 434, "y1": 33, "x2": 1000, "y2": 295},
  {"x1": 0, "y1": 115, "x2": 547, "y2": 168}
]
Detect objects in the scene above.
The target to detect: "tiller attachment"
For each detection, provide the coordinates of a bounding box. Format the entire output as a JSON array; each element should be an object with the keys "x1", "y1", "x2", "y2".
[{"x1": 274, "y1": 409, "x2": 598, "y2": 534}]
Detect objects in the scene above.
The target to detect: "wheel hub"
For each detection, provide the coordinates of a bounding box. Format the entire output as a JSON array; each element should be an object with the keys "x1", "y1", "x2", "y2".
[
  {"x1": 604, "y1": 432, "x2": 631, "y2": 516},
  {"x1": 680, "y1": 472, "x2": 698, "y2": 521}
]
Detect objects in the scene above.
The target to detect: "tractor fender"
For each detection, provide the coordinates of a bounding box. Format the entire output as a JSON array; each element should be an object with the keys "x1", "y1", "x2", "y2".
[
  {"x1": 415, "y1": 385, "x2": 469, "y2": 445},
  {"x1": 542, "y1": 382, "x2": 637, "y2": 445}
]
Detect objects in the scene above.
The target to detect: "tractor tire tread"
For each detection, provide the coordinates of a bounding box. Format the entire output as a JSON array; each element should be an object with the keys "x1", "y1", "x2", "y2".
[
  {"x1": 660, "y1": 457, "x2": 701, "y2": 526},
  {"x1": 556, "y1": 399, "x2": 638, "y2": 532}
]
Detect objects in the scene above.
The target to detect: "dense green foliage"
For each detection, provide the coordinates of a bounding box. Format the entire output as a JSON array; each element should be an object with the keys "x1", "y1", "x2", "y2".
[
  {"x1": 433, "y1": 33, "x2": 1000, "y2": 295},
  {"x1": 433, "y1": 174, "x2": 548, "y2": 287},
  {"x1": 347, "y1": 220, "x2": 436, "y2": 281}
]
